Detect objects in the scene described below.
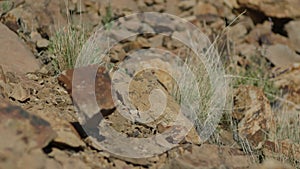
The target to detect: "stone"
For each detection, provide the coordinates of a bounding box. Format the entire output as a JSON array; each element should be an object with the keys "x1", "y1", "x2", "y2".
[
  {"x1": 154, "y1": 0, "x2": 165, "y2": 4},
  {"x1": 232, "y1": 86, "x2": 276, "y2": 150},
  {"x1": 285, "y1": 20, "x2": 300, "y2": 53},
  {"x1": 0, "y1": 23, "x2": 40, "y2": 74},
  {"x1": 238, "y1": 0, "x2": 300, "y2": 18},
  {"x1": 194, "y1": 2, "x2": 218, "y2": 15},
  {"x1": 165, "y1": 0, "x2": 182, "y2": 16},
  {"x1": 8, "y1": 83, "x2": 30, "y2": 102},
  {"x1": 36, "y1": 38, "x2": 49, "y2": 49},
  {"x1": 149, "y1": 35, "x2": 164, "y2": 48},
  {"x1": 30, "y1": 31, "x2": 42, "y2": 43},
  {"x1": 0, "y1": 100, "x2": 56, "y2": 149},
  {"x1": 0, "y1": 100, "x2": 57, "y2": 169},
  {"x1": 178, "y1": 0, "x2": 196, "y2": 10},
  {"x1": 193, "y1": 2, "x2": 219, "y2": 23},
  {"x1": 246, "y1": 21, "x2": 294, "y2": 49},
  {"x1": 264, "y1": 140, "x2": 300, "y2": 164},
  {"x1": 264, "y1": 44, "x2": 300, "y2": 68},
  {"x1": 250, "y1": 159, "x2": 294, "y2": 169},
  {"x1": 223, "y1": 0, "x2": 239, "y2": 8},
  {"x1": 163, "y1": 144, "x2": 251, "y2": 169},
  {"x1": 58, "y1": 65, "x2": 115, "y2": 119},
  {"x1": 110, "y1": 44, "x2": 127, "y2": 62},
  {"x1": 53, "y1": 121, "x2": 86, "y2": 148},
  {"x1": 228, "y1": 24, "x2": 248, "y2": 42},
  {"x1": 4, "y1": 0, "x2": 67, "y2": 36},
  {"x1": 273, "y1": 64, "x2": 300, "y2": 110}
]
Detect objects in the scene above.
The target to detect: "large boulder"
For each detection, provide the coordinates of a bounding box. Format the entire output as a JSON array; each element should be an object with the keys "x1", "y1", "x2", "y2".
[{"x1": 0, "y1": 23, "x2": 40, "y2": 74}]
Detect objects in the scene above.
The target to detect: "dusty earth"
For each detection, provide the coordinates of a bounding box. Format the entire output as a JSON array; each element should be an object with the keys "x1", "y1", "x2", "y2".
[{"x1": 0, "y1": 0, "x2": 300, "y2": 168}]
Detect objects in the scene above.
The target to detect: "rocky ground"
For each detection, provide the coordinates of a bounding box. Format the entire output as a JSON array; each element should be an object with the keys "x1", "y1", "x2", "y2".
[{"x1": 0, "y1": 0, "x2": 300, "y2": 168}]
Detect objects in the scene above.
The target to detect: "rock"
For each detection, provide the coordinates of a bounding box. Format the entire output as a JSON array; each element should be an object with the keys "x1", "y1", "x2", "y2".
[
  {"x1": 228, "y1": 24, "x2": 248, "y2": 42},
  {"x1": 36, "y1": 38, "x2": 49, "y2": 49},
  {"x1": 49, "y1": 149, "x2": 91, "y2": 169},
  {"x1": 154, "y1": 0, "x2": 165, "y2": 4},
  {"x1": 193, "y1": 2, "x2": 219, "y2": 23},
  {"x1": 223, "y1": 0, "x2": 239, "y2": 8},
  {"x1": 53, "y1": 121, "x2": 86, "y2": 148},
  {"x1": 273, "y1": 64, "x2": 300, "y2": 110},
  {"x1": 246, "y1": 21, "x2": 294, "y2": 49},
  {"x1": 232, "y1": 86, "x2": 276, "y2": 150},
  {"x1": 110, "y1": 44, "x2": 127, "y2": 62},
  {"x1": 30, "y1": 31, "x2": 42, "y2": 43},
  {"x1": 153, "y1": 3, "x2": 165, "y2": 12},
  {"x1": 238, "y1": 0, "x2": 300, "y2": 18},
  {"x1": 250, "y1": 159, "x2": 294, "y2": 169},
  {"x1": 149, "y1": 35, "x2": 164, "y2": 48},
  {"x1": 58, "y1": 66, "x2": 115, "y2": 119},
  {"x1": 164, "y1": 144, "x2": 251, "y2": 169},
  {"x1": 0, "y1": 100, "x2": 57, "y2": 169},
  {"x1": 3, "y1": 0, "x2": 67, "y2": 36},
  {"x1": 165, "y1": 0, "x2": 182, "y2": 16},
  {"x1": 0, "y1": 99, "x2": 56, "y2": 149},
  {"x1": 194, "y1": 2, "x2": 218, "y2": 15},
  {"x1": 235, "y1": 43, "x2": 257, "y2": 58},
  {"x1": 264, "y1": 44, "x2": 300, "y2": 68},
  {"x1": 264, "y1": 140, "x2": 300, "y2": 165},
  {"x1": 285, "y1": 20, "x2": 300, "y2": 53},
  {"x1": 8, "y1": 83, "x2": 30, "y2": 102},
  {"x1": 178, "y1": 0, "x2": 196, "y2": 10},
  {"x1": 0, "y1": 23, "x2": 40, "y2": 74}
]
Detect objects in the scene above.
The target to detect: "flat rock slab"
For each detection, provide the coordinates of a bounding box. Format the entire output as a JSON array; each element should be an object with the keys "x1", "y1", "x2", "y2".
[
  {"x1": 0, "y1": 99, "x2": 57, "y2": 169},
  {"x1": 0, "y1": 99, "x2": 56, "y2": 150},
  {"x1": 0, "y1": 23, "x2": 40, "y2": 74}
]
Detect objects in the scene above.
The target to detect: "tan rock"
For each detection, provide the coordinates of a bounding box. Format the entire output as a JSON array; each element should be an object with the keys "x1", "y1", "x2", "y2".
[
  {"x1": 0, "y1": 99, "x2": 57, "y2": 169},
  {"x1": 264, "y1": 140, "x2": 300, "y2": 163},
  {"x1": 0, "y1": 23, "x2": 40, "y2": 74},
  {"x1": 164, "y1": 144, "x2": 251, "y2": 169},
  {"x1": 8, "y1": 83, "x2": 30, "y2": 102},
  {"x1": 285, "y1": 20, "x2": 300, "y2": 53},
  {"x1": 246, "y1": 21, "x2": 294, "y2": 49},
  {"x1": 194, "y1": 2, "x2": 218, "y2": 16},
  {"x1": 53, "y1": 122, "x2": 86, "y2": 148},
  {"x1": 178, "y1": 0, "x2": 196, "y2": 10},
  {"x1": 36, "y1": 38, "x2": 49, "y2": 49},
  {"x1": 228, "y1": 24, "x2": 248, "y2": 42},
  {"x1": 4, "y1": 0, "x2": 67, "y2": 36},
  {"x1": 238, "y1": 0, "x2": 300, "y2": 18},
  {"x1": 250, "y1": 159, "x2": 294, "y2": 169},
  {"x1": 264, "y1": 44, "x2": 300, "y2": 68}
]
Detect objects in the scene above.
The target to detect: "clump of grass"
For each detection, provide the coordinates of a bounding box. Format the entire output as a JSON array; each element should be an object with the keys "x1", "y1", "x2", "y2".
[
  {"x1": 230, "y1": 56, "x2": 280, "y2": 103},
  {"x1": 49, "y1": 25, "x2": 87, "y2": 74},
  {"x1": 101, "y1": 2, "x2": 114, "y2": 30}
]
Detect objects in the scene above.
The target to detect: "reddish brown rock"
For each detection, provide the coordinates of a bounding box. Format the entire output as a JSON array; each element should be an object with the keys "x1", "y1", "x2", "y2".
[
  {"x1": 58, "y1": 65, "x2": 115, "y2": 116},
  {"x1": 232, "y1": 86, "x2": 276, "y2": 150}
]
